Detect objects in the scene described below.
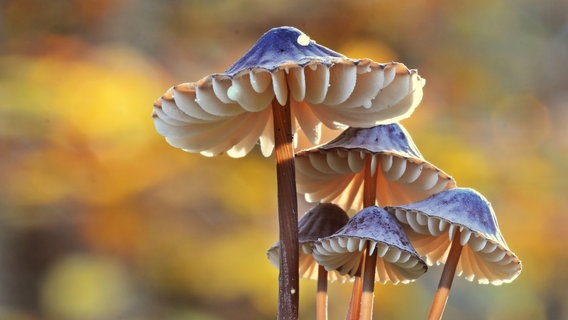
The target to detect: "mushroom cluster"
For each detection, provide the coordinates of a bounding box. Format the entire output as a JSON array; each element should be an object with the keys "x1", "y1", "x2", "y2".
[{"x1": 152, "y1": 26, "x2": 522, "y2": 320}]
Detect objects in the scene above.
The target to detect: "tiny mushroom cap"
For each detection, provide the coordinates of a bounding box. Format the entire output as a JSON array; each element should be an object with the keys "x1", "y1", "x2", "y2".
[
  {"x1": 312, "y1": 206, "x2": 427, "y2": 284},
  {"x1": 384, "y1": 188, "x2": 522, "y2": 285},
  {"x1": 267, "y1": 203, "x2": 351, "y2": 282},
  {"x1": 152, "y1": 26, "x2": 426, "y2": 158},
  {"x1": 296, "y1": 123, "x2": 456, "y2": 211}
]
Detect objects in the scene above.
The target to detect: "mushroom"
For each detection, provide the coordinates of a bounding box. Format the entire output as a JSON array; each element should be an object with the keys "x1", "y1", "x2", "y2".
[
  {"x1": 152, "y1": 26, "x2": 425, "y2": 319},
  {"x1": 296, "y1": 123, "x2": 457, "y2": 212},
  {"x1": 267, "y1": 203, "x2": 350, "y2": 320},
  {"x1": 312, "y1": 206, "x2": 427, "y2": 319},
  {"x1": 295, "y1": 122, "x2": 453, "y2": 318},
  {"x1": 384, "y1": 188, "x2": 522, "y2": 319}
]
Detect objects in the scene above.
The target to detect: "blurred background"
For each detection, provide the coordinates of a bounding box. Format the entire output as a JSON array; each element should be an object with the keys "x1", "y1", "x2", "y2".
[{"x1": 1, "y1": 0, "x2": 567, "y2": 319}]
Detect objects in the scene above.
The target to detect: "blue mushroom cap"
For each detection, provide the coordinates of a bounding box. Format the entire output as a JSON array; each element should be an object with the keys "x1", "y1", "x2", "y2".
[
  {"x1": 295, "y1": 123, "x2": 456, "y2": 211},
  {"x1": 226, "y1": 26, "x2": 344, "y2": 76},
  {"x1": 311, "y1": 206, "x2": 428, "y2": 284},
  {"x1": 385, "y1": 188, "x2": 522, "y2": 285},
  {"x1": 318, "y1": 123, "x2": 423, "y2": 159},
  {"x1": 392, "y1": 188, "x2": 502, "y2": 241}
]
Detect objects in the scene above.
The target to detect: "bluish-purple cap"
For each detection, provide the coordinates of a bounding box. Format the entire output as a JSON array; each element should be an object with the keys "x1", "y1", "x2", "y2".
[
  {"x1": 226, "y1": 27, "x2": 344, "y2": 76},
  {"x1": 318, "y1": 123, "x2": 423, "y2": 158},
  {"x1": 296, "y1": 123, "x2": 456, "y2": 211},
  {"x1": 312, "y1": 206, "x2": 427, "y2": 284},
  {"x1": 389, "y1": 188, "x2": 505, "y2": 247},
  {"x1": 385, "y1": 188, "x2": 522, "y2": 285}
]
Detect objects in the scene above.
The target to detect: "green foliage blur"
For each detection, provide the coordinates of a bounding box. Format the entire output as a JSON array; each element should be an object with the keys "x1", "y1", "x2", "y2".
[{"x1": 1, "y1": 0, "x2": 567, "y2": 319}]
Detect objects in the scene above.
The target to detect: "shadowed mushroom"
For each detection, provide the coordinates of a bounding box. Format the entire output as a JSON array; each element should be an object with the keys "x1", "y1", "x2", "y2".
[
  {"x1": 267, "y1": 203, "x2": 350, "y2": 320},
  {"x1": 296, "y1": 123, "x2": 456, "y2": 212},
  {"x1": 384, "y1": 188, "x2": 522, "y2": 319},
  {"x1": 312, "y1": 206, "x2": 427, "y2": 319},
  {"x1": 152, "y1": 26, "x2": 426, "y2": 319}
]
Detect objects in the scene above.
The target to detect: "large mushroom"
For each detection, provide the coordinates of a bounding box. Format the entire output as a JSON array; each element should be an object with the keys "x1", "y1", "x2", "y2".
[
  {"x1": 295, "y1": 123, "x2": 457, "y2": 212},
  {"x1": 267, "y1": 203, "x2": 350, "y2": 320},
  {"x1": 312, "y1": 206, "x2": 427, "y2": 319},
  {"x1": 152, "y1": 26, "x2": 425, "y2": 319},
  {"x1": 384, "y1": 188, "x2": 522, "y2": 319}
]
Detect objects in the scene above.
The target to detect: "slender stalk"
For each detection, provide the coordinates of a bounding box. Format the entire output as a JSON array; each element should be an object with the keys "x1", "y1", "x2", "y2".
[
  {"x1": 316, "y1": 265, "x2": 328, "y2": 320},
  {"x1": 272, "y1": 99, "x2": 299, "y2": 320},
  {"x1": 360, "y1": 154, "x2": 378, "y2": 320},
  {"x1": 360, "y1": 245, "x2": 378, "y2": 320},
  {"x1": 362, "y1": 155, "x2": 377, "y2": 208},
  {"x1": 428, "y1": 229, "x2": 464, "y2": 320},
  {"x1": 345, "y1": 259, "x2": 364, "y2": 320}
]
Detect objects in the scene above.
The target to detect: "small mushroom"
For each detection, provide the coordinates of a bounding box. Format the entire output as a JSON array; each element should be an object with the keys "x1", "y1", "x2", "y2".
[
  {"x1": 384, "y1": 188, "x2": 522, "y2": 319},
  {"x1": 267, "y1": 203, "x2": 350, "y2": 320},
  {"x1": 296, "y1": 123, "x2": 456, "y2": 211},
  {"x1": 152, "y1": 26, "x2": 426, "y2": 318},
  {"x1": 312, "y1": 206, "x2": 427, "y2": 319}
]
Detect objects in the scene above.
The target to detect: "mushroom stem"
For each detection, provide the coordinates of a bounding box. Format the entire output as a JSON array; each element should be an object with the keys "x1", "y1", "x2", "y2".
[
  {"x1": 316, "y1": 264, "x2": 328, "y2": 320},
  {"x1": 360, "y1": 155, "x2": 378, "y2": 320},
  {"x1": 363, "y1": 154, "x2": 377, "y2": 208},
  {"x1": 272, "y1": 99, "x2": 299, "y2": 320},
  {"x1": 360, "y1": 246, "x2": 378, "y2": 320},
  {"x1": 428, "y1": 229, "x2": 464, "y2": 320},
  {"x1": 345, "y1": 257, "x2": 364, "y2": 320}
]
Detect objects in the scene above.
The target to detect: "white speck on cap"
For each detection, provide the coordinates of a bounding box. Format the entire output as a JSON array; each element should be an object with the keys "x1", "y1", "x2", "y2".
[{"x1": 297, "y1": 33, "x2": 310, "y2": 46}]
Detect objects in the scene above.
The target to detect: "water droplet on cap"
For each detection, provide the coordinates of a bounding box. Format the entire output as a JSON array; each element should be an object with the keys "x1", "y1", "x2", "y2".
[
  {"x1": 297, "y1": 33, "x2": 311, "y2": 46},
  {"x1": 227, "y1": 86, "x2": 239, "y2": 101}
]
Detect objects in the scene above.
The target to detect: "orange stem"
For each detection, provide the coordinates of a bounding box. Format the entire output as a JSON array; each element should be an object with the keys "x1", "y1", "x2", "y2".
[
  {"x1": 272, "y1": 99, "x2": 299, "y2": 320},
  {"x1": 360, "y1": 245, "x2": 378, "y2": 320},
  {"x1": 428, "y1": 229, "x2": 464, "y2": 320},
  {"x1": 360, "y1": 155, "x2": 378, "y2": 319},
  {"x1": 345, "y1": 257, "x2": 364, "y2": 320},
  {"x1": 363, "y1": 155, "x2": 377, "y2": 208},
  {"x1": 316, "y1": 265, "x2": 328, "y2": 320}
]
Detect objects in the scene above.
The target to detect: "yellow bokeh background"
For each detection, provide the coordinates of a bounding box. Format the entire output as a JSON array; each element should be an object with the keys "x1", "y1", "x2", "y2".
[{"x1": 1, "y1": 0, "x2": 567, "y2": 319}]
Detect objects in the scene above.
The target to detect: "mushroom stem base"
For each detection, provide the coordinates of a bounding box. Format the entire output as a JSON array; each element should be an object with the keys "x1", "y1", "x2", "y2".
[
  {"x1": 272, "y1": 99, "x2": 299, "y2": 320},
  {"x1": 317, "y1": 265, "x2": 328, "y2": 320},
  {"x1": 428, "y1": 229, "x2": 464, "y2": 320}
]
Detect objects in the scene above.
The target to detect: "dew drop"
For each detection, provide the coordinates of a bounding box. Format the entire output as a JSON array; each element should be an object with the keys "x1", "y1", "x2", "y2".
[
  {"x1": 227, "y1": 86, "x2": 239, "y2": 101},
  {"x1": 297, "y1": 33, "x2": 311, "y2": 46}
]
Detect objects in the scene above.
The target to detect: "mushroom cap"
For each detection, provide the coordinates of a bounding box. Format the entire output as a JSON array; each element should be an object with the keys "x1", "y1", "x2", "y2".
[
  {"x1": 384, "y1": 188, "x2": 522, "y2": 285},
  {"x1": 312, "y1": 206, "x2": 427, "y2": 284},
  {"x1": 225, "y1": 27, "x2": 344, "y2": 75},
  {"x1": 295, "y1": 123, "x2": 456, "y2": 211},
  {"x1": 267, "y1": 203, "x2": 351, "y2": 282},
  {"x1": 152, "y1": 26, "x2": 425, "y2": 158}
]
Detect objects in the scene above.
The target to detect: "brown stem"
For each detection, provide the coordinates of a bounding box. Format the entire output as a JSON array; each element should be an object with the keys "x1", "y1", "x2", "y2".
[
  {"x1": 345, "y1": 257, "x2": 364, "y2": 320},
  {"x1": 360, "y1": 155, "x2": 378, "y2": 320},
  {"x1": 360, "y1": 245, "x2": 378, "y2": 320},
  {"x1": 272, "y1": 99, "x2": 299, "y2": 320},
  {"x1": 316, "y1": 265, "x2": 328, "y2": 320},
  {"x1": 363, "y1": 155, "x2": 377, "y2": 208},
  {"x1": 428, "y1": 229, "x2": 464, "y2": 320}
]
